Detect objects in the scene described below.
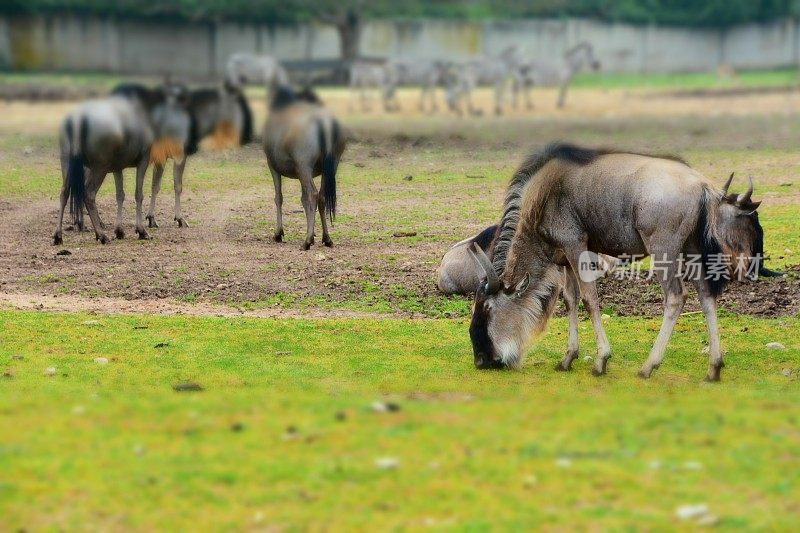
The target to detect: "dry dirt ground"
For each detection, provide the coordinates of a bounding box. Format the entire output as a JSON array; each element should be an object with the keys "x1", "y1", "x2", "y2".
[{"x1": 0, "y1": 86, "x2": 798, "y2": 317}]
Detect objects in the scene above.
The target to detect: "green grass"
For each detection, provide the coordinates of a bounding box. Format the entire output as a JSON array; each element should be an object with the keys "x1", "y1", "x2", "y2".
[
  {"x1": 573, "y1": 67, "x2": 800, "y2": 89},
  {"x1": 1, "y1": 310, "x2": 798, "y2": 529}
]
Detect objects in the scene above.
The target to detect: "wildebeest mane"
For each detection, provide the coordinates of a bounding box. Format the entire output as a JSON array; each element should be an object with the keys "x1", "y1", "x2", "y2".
[
  {"x1": 492, "y1": 142, "x2": 687, "y2": 274},
  {"x1": 270, "y1": 85, "x2": 323, "y2": 111},
  {"x1": 111, "y1": 83, "x2": 164, "y2": 110}
]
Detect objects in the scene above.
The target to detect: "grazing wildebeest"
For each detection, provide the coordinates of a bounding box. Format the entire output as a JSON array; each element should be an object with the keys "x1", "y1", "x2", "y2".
[
  {"x1": 54, "y1": 84, "x2": 190, "y2": 245},
  {"x1": 437, "y1": 224, "x2": 617, "y2": 295},
  {"x1": 145, "y1": 81, "x2": 253, "y2": 229},
  {"x1": 468, "y1": 143, "x2": 766, "y2": 381},
  {"x1": 445, "y1": 46, "x2": 523, "y2": 116},
  {"x1": 512, "y1": 41, "x2": 600, "y2": 109},
  {"x1": 263, "y1": 86, "x2": 347, "y2": 250},
  {"x1": 226, "y1": 52, "x2": 289, "y2": 90}
]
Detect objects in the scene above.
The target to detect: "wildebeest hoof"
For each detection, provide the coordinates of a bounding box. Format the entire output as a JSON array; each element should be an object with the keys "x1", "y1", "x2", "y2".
[
  {"x1": 53, "y1": 233, "x2": 63, "y2": 246},
  {"x1": 591, "y1": 366, "x2": 607, "y2": 377},
  {"x1": 96, "y1": 233, "x2": 110, "y2": 245},
  {"x1": 637, "y1": 369, "x2": 652, "y2": 379},
  {"x1": 273, "y1": 232, "x2": 284, "y2": 243},
  {"x1": 704, "y1": 373, "x2": 721, "y2": 383},
  {"x1": 555, "y1": 361, "x2": 572, "y2": 372},
  {"x1": 146, "y1": 216, "x2": 159, "y2": 228},
  {"x1": 175, "y1": 217, "x2": 188, "y2": 228},
  {"x1": 302, "y1": 241, "x2": 312, "y2": 251},
  {"x1": 137, "y1": 229, "x2": 152, "y2": 240},
  {"x1": 323, "y1": 236, "x2": 333, "y2": 247},
  {"x1": 115, "y1": 227, "x2": 125, "y2": 240}
]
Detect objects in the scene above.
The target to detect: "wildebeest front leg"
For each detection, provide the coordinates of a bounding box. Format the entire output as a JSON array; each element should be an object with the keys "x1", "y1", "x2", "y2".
[
  {"x1": 269, "y1": 166, "x2": 284, "y2": 242},
  {"x1": 556, "y1": 268, "x2": 581, "y2": 371},
  {"x1": 173, "y1": 157, "x2": 188, "y2": 227},
  {"x1": 298, "y1": 171, "x2": 318, "y2": 250},
  {"x1": 84, "y1": 169, "x2": 109, "y2": 244},
  {"x1": 146, "y1": 164, "x2": 164, "y2": 228},
  {"x1": 53, "y1": 155, "x2": 69, "y2": 245},
  {"x1": 134, "y1": 158, "x2": 151, "y2": 240},
  {"x1": 113, "y1": 170, "x2": 125, "y2": 239},
  {"x1": 693, "y1": 278, "x2": 724, "y2": 382},
  {"x1": 566, "y1": 248, "x2": 612, "y2": 375},
  {"x1": 638, "y1": 271, "x2": 687, "y2": 379}
]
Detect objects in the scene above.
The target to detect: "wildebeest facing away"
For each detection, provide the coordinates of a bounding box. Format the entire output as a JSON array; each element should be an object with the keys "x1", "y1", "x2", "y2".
[
  {"x1": 263, "y1": 86, "x2": 347, "y2": 250},
  {"x1": 468, "y1": 142, "x2": 766, "y2": 381},
  {"x1": 226, "y1": 53, "x2": 289, "y2": 91},
  {"x1": 145, "y1": 81, "x2": 253, "y2": 229},
  {"x1": 437, "y1": 224, "x2": 618, "y2": 295},
  {"x1": 512, "y1": 41, "x2": 601, "y2": 109},
  {"x1": 54, "y1": 84, "x2": 191, "y2": 245}
]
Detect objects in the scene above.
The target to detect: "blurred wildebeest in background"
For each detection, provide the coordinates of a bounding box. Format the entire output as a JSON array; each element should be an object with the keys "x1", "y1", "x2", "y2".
[
  {"x1": 145, "y1": 81, "x2": 253, "y2": 229},
  {"x1": 348, "y1": 60, "x2": 400, "y2": 112},
  {"x1": 348, "y1": 58, "x2": 455, "y2": 113},
  {"x1": 512, "y1": 41, "x2": 601, "y2": 109},
  {"x1": 437, "y1": 224, "x2": 618, "y2": 295},
  {"x1": 53, "y1": 84, "x2": 191, "y2": 245},
  {"x1": 445, "y1": 46, "x2": 523, "y2": 116},
  {"x1": 263, "y1": 86, "x2": 347, "y2": 250},
  {"x1": 468, "y1": 142, "x2": 766, "y2": 382},
  {"x1": 226, "y1": 53, "x2": 289, "y2": 91}
]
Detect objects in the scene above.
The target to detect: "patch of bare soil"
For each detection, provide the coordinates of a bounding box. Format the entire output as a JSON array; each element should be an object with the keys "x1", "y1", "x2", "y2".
[
  {"x1": 655, "y1": 85, "x2": 798, "y2": 99},
  {"x1": 594, "y1": 267, "x2": 800, "y2": 318}
]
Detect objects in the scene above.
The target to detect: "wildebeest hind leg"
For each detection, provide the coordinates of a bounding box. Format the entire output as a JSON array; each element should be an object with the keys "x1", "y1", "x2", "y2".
[
  {"x1": 693, "y1": 278, "x2": 724, "y2": 382},
  {"x1": 317, "y1": 193, "x2": 333, "y2": 247},
  {"x1": 146, "y1": 164, "x2": 164, "y2": 228},
  {"x1": 173, "y1": 158, "x2": 188, "y2": 227},
  {"x1": 269, "y1": 166, "x2": 284, "y2": 242},
  {"x1": 134, "y1": 158, "x2": 151, "y2": 240},
  {"x1": 298, "y1": 171, "x2": 317, "y2": 250},
  {"x1": 113, "y1": 170, "x2": 125, "y2": 239},
  {"x1": 53, "y1": 156, "x2": 69, "y2": 245},
  {"x1": 84, "y1": 169, "x2": 109, "y2": 244}
]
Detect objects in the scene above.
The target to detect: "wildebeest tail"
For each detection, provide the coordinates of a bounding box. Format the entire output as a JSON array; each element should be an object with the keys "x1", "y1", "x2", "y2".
[
  {"x1": 65, "y1": 115, "x2": 88, "y2": 226},
  {"x1": 696, "y1": 188, "x2": 728, "y2": 297},
  {"x1": 235, "y1": 90, "x2": 253, "y2": 145},
  {"x1": 317, "y1": 118, "x2": 340, "y2": 223}
]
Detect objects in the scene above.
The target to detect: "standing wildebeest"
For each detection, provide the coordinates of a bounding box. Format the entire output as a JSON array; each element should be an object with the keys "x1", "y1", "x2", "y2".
[
  {"x1": 512, "y1": 42, "x2": 600, "y2": 109},
  {"x1": 263, "y1": 87, "x2": 347, "y2": 250},
  {"x1": 437, "y1": 224, "x2": 617, "y2": 295},
  {"x1": 145, "y1": 81, "x2": 253, "y2": 229},
  {"x1": 445, "y1": 46, "x2": 523, "y2": 116},
  {"x1": 54, "y1": 85, "x2": 190, "y2": 245},
  {"x1": 226, "y1": 53, "x2": 289, "y2": 90},
  {"x1": 468, "y1": 143, "x2": 766, "y2": 381}
]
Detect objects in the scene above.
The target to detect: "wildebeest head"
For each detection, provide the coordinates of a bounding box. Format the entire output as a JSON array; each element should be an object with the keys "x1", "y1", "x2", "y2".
[
  {"x1": 717, "y1": 173, "x2": 764, "y2": 281},
  {"x1": 468, "y1": 243, "x2": 560, "y2": 370}
]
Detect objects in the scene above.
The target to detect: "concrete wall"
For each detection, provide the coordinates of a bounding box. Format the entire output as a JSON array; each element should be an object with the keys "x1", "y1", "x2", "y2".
[{"x1": 3, "y1": 15, "x2": 800, "y2": 77}]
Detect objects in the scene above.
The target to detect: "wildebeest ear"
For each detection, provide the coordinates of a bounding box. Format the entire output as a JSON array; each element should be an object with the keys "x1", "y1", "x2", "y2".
[
  {"x1": 513, "y1": 273, "x2": 530, "y2": 297},
  {"x1": 736, "y1": 200, "x2": 761, "y2": 214}
]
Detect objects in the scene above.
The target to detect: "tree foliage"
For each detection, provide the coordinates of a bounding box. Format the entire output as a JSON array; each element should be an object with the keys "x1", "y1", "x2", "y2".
[{"x1": 3, "y1": 0, "x2": 800, "y2": 28}]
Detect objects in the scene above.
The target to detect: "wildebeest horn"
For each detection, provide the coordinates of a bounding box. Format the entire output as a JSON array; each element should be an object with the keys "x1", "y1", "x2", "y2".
[
  {"x1": 721, "y1": 172, "x2": 734, "y2": 196},
  {"x1": 468, "y1": 242, "x2": 501, "y2": 294},
  {"x1": 736, "y1": 176, "x2": 754, "y2": 205}
]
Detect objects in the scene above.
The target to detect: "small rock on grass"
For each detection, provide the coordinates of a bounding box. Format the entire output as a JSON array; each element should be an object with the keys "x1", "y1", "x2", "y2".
[
  {"x1": 172, "y1": 382, "x2": 203, "y2": 392},
  {"x1": 94, "y1": 357, "x2": 109, "y2": 365},
  {"x1": 375, "y1": 457, "x2": 400, "y2": 470},
  {"x1": 766, "y1": 342, "x2": 786, "y2": 350},
  {"x1": 676, "y1": 503, "x2": 709, "y2": 520},
  {"x1": 56, "y1": 249, "x2": 72, "y2": 256},
  {"x1": 43, "y1": 367, "x2": 57, "y2": 376},
  {"x1": 371, "y1": 401, "x2": 401, "y2": 413},
  {"x1": 402, "y1": 175, "x2": 413, "y2": 181},
  {"x1": 154, "y1": 341, "x2": 171, "y2": 348},
  {"x1": 781, "y1": 368, "x2": 794, "y2": 378},
  {"x1": 82, "y1": 319, "x2": 101, "y2": 326},
  {"x1": 3, "y1": 368, "x2": 14, "y2": 379}
]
